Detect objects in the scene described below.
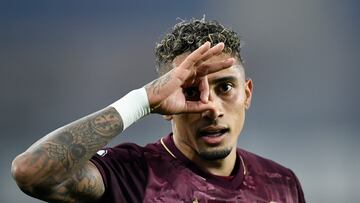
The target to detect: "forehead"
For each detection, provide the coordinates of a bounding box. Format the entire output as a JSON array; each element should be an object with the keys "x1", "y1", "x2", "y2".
[{"x1": 207, "y1": 66, "x2": 244, "y2": 84}]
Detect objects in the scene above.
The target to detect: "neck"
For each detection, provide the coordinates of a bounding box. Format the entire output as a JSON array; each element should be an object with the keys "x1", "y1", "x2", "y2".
[{"x1": 173, "y1": 134, "x2": 237, "y2": 177}]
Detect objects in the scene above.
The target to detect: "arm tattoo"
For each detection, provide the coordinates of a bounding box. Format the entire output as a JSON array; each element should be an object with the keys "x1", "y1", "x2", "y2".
[
  {"x1": 150, "y1": 71, "x2": 172, "y2": 95},
  {"x1": 16, "y1": 107, "x2": 122, "y2": 201},
  {"x1": 73, "y1": 166, "x2": 102, "y2": 195},
  {"x1": 44, "y1": 107, "x2": 122, "y2": 171},
  {"x1": 28, "y1": 164, "x2": 105, "y2": 203}
]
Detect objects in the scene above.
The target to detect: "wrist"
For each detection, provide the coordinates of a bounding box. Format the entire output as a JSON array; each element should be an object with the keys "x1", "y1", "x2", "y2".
[{"x1": 109, "y1": 87, "x2": 151, "y2": 131}]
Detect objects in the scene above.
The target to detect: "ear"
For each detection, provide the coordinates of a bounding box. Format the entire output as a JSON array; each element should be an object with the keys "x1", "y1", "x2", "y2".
[
  {"x1": 244, "y1": 78, "x2": 253, "y2": 109},
  {"x1": 162, "y1": 115, "x2": 173, "y2": 121}
]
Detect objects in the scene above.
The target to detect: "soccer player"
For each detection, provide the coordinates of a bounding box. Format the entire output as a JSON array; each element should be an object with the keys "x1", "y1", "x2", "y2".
[{"x1": 12, "y1": 18, "x2": 305, "y2": 202}]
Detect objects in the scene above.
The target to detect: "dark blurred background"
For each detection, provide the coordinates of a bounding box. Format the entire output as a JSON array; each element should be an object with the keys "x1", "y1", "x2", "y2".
[{"x1": 1, "y1": 0, "x2": 359, "y2": 202}]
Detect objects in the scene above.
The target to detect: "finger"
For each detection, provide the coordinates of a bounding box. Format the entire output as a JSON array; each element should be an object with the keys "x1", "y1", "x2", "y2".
[
  {"x1": 195, "y1": 42, "x2": 225, "y2": 66},
  {"x1": 183, "y1": 101, "x2": 214, "y2": 113},
  {"x1": 198, "y1": 76, "x2": 209, "y2": 103},
  {"x1": 197, "y1": 58, "x2": 235, "y2": 76},
  {"x1": 180, "y1": 42, "x2": 211, "y2": 69}
]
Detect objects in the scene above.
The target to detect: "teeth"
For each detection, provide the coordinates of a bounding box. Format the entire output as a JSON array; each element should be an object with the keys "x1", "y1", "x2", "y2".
[
  {"x1": 199, "y1": 127, "x2": 228, "y2": 137},
  {"x1": 200, "y1": 129, "x2": 227, "y2": 137},
  {"x1": 206, "y1": 133, "x2": 221, "y2": 137}
]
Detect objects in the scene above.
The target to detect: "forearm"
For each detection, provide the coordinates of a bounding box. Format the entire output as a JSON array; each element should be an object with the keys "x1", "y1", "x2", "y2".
[{"x1": 12, "y1": 106, "x2": 123, "y2": 190}]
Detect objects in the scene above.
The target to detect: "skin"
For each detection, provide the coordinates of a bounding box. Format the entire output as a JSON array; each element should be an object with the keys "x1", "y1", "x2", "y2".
[
  {"x1": 11, "y1": 108, "x2": 121, "y2": 203},
  {"x1": 11, "y1": 42, "x2": 245, "y2": 202},
  {"x1": 170, "y1": 53, "x2": 253, "y2": 176}
]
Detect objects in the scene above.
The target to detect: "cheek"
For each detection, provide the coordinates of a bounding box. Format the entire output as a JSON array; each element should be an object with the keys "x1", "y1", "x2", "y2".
[
  {"x1": 173, "y1": 114, "x2": 201, "y2": 134},
  {"x1": 178, "y1": 113, "x2": 202, "y2": 124},
  {"x1": 224, "y1": 88, "x2": 246, "y2": 107},
  {"x1": 224, "y1": 91, "x2": 246, "y2": 129}
]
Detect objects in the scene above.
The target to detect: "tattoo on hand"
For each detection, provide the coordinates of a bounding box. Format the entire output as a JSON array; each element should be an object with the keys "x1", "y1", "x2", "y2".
[{"x1": 150, "y1": 71, "x2": 172, "y2": 95}]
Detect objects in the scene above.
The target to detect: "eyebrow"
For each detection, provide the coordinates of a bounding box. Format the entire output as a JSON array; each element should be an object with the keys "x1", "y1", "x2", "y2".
[{"x1": 209, "y1": 76, "x2": 239, "y2": 85}]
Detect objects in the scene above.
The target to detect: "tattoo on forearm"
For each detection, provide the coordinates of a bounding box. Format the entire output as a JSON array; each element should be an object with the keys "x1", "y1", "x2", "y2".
[
  {"x1": 43, "y1": 107, "x2": 122, "y2": 171},
  {"x1": 90, "y1": 110, "x2": 122, "y2": 136},
  {"x1": 15, "y1": 107, "x2": 122, "y2": 201}
]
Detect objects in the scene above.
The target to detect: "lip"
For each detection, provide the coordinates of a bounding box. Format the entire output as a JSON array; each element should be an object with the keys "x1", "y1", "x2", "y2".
[{"x1": 198, "y1": 125, "x2": 229, "y2": 145}]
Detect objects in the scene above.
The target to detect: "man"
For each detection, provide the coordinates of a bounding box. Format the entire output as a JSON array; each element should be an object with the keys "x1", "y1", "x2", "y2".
[{"x1": 12, "y1": 18, "x2": 305, "y2": 202}]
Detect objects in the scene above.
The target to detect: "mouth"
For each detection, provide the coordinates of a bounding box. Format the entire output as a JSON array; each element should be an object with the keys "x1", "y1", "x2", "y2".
[{"x1": 198, "y1": 126, "x2": 229, "y2": 145}]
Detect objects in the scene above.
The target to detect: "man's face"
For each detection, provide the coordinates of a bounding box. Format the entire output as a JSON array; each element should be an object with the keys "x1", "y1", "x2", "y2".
[{"x1": 170, "y1": 53, "x2": 253, "y2": 161}]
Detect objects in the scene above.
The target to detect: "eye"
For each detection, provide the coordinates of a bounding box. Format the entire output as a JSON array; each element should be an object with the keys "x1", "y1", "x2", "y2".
[
  {"x1": 217, "y1": 82, "x2": 233, "y2": 93},
  {"x1": 183, "y1": 87, "x2": 200, "y2": 101}
]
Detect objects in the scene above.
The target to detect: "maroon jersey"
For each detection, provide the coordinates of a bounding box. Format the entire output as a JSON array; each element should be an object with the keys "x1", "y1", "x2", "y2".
[{"x1": 90, "y1": 134, "x2": 305, "y2": 203}]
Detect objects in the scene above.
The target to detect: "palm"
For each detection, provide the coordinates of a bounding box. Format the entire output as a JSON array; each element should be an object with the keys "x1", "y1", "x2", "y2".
[
  {"x1": 146, "y1": 42, "x2": 235, "y2": 115},
  {"x1": 159, "y1": 89, "x2": 189, "y2": 114}
]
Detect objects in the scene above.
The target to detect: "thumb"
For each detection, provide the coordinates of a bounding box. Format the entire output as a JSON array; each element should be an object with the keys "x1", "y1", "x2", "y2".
[{"x1": 182, "y1": 101, "x2": 214, "y2": 113}]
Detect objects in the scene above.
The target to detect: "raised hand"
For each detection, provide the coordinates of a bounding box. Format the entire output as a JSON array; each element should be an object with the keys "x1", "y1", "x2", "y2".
[{"x1": 145, "y1": 42, "x2": 235, "y2": 115}]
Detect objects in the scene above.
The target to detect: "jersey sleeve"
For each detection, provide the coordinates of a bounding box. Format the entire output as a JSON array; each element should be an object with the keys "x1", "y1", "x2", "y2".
[
  {"x1": 289, "y1": 169, "x2": 306, "y2": 203},
  {"x1": 90, "y1": 143, "x2": 148, "y2": 203}
]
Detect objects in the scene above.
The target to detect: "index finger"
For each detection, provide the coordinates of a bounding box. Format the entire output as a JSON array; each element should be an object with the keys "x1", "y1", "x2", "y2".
[
  {"x1": 194, "y1": 42, "x2": 225, "y2": 67},
  {"x1": 180, "y1": 42, "x2": 211, "y2": 69},
  {"x1": 196, "y1": 58, "x2": 236, "y2": 77}
]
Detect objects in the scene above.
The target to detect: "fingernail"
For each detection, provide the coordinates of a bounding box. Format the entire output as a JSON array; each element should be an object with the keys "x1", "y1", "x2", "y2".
[
  {"x1": 201, "y1": 95, "x2": 208, "y2": 103},
  {"x1": 217, "y1": 42, "x2": 224, "y2": 47}
]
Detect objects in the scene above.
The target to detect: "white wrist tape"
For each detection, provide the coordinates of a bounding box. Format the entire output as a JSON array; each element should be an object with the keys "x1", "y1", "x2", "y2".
[{"x1": 109, "y1": 87, "x2": 151, "y2": 131}]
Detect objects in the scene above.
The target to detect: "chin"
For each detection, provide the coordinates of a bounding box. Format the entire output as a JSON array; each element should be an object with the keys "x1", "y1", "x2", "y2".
[{"x1": 197, "y1": 147, "x2": 232, "y2": 161}]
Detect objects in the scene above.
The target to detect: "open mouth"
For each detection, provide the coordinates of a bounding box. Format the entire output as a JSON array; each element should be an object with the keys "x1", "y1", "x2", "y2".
[
  {"x1": 199, "y1": 128, "x2": 229, "y2": 137},
  {"x1": 198, "y1": 127, "x2": 229, "y2": 145}
]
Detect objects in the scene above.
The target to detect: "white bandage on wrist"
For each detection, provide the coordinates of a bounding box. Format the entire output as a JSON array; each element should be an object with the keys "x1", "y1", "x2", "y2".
[{"x1": 109, "y1": 87, "x2": 151, "y2": 131}]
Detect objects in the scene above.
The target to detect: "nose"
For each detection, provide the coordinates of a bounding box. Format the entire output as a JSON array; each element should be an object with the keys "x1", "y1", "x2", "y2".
[{"x1": 201, "y1": 93, "x2": 224, "y2": 120}]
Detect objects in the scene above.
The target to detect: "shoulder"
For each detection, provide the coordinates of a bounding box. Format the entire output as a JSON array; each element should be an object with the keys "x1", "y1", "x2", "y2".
[
  {"x1": 237, "y1": 148, "x2": 293, "y2": 176},
  {"x1": 237, "y1": 148, "x2": 306, "y2": 201},
  {"x1": 92, "y1": 142, "x2": 148, "y2": 166},
  {"x1": 93, "y1": 140, "x2": 165, "y2": 163},
  {"x1": 90, "y1": 143, "x2": 152, "y2": 203}
]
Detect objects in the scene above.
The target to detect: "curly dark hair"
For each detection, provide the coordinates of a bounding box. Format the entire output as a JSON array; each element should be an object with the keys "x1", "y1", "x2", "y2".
[{"x1": 155, "y1": 18, "x2": 243, "y2": 75}]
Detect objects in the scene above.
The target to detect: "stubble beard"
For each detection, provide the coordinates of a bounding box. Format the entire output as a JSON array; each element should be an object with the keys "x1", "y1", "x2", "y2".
[{"x1": 197, "y1": 147, "x2": 232, "y2": 161}]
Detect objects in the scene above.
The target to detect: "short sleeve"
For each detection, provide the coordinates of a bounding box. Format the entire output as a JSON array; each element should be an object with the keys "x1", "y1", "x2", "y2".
[
  {"x1": 90, "y1": 143, "x2": 148, "y2": 203},
  {"x1": 289, "y1": 169, "x2": 306, "y2": 203}
]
